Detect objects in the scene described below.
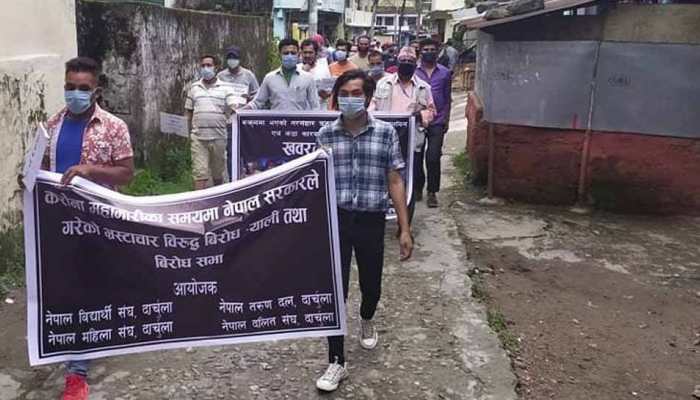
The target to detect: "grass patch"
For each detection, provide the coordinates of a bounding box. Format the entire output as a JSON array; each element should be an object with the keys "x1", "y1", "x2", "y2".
[
  {"x1": 487, "y1": 309, "x2": 520, "y2": 354},
  {"x1": 467, "y1": 267, "x2": 519, "y2": 354},
  {"x1": 0, "y1": 214, "x2": 25, "y2": 297},
  {"x1": 469, "y1": 272, "x2": 490, "y2": 302},
  {"x1": 452, "y1": 151, "x2": 472, "y2": 187},
  {"x1": 123, "y1": 136, "x2": 193, "y2": 196}
]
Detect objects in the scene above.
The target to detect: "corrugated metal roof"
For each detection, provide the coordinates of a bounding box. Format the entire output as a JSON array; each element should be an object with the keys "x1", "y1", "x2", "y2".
[{"x1": 462, "y1": 0, "x2": 598, "y2": 29}]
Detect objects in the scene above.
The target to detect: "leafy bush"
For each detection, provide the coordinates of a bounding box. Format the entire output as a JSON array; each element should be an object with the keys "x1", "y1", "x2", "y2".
[
  {"x1": 0, "y1": 214, "x2": 24, "y2": 297},
  {"x1": 123, "y1": 136, "x2": 193, "y2": 196}
]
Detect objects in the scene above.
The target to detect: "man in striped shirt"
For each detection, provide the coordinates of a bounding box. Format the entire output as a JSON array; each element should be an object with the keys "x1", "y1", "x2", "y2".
[{"x1": 185, "y1": 54, "x2": 237, "y2": 190}]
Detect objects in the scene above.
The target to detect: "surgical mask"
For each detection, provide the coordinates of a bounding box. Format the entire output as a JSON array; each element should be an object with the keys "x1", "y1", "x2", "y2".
[
  {"x1": 200, "y1": 66, "x2": 215, "y2": 80},
  {"x1": 64, "y1": 89, "x2": 94, "y2": 115},
  {"x1": 398, "y1": 62, "x2": 416, "y2": 77},
  {"x1": 335, "y1": 50, "x2": 347, "y2": 61},
  {"x1": 421, "y1": 52, "x2": 437, "y2": 63},
  {"x1": 227, "y1": 58, "x2": 240, "y2": 69},
  {"x1": 281, "y1": 54, "x2": 298, "y2": 70},
  {"x1": 337, "y1": 96, "x2": 366, "y2": 118},
  {"x1": 369, "y1": 65, "x2": 384, "y2": 77}
]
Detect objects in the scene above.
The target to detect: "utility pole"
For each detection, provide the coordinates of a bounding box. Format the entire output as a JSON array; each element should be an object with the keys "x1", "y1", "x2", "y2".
[
  {"x1": 308, "y1": 0, "x2": 318, "y2": 36},
  {"x1": 416, "y1": 0, "x2": 422, "y2": 38},
  {"x1": 398, "y1": 0, "x2": 407, "y2": 46},
  {"x1": 369, "y1": 0, "x2": 380, "y2": 37}
]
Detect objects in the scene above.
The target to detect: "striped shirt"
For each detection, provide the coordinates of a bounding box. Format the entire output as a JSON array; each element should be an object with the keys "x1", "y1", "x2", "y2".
[
  {"x1": 216, "y1": 67, "x2": 260, "y2": 98},
  {"x1": 316, "y1": 115, "x2": 405, "y2": 212},
  {"x1": 185, "y1": 79, "x2": 236, "y2": 139}
]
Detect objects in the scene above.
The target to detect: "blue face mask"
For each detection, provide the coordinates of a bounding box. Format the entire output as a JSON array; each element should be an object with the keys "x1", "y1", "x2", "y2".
[
  {"x1": 64, "y1": 89, "x2": 94, "y2": 115},
  {"x1": 369, "y1": 65, "x2": 384, "y2": 77},
  {"x1": 337, "y1": 96, "x2": 366, "y2": 118},
  {"x1": 281, "y1": 54, "x2": 298, "y2": 70},
  {"x1": 200, "y1": 66, "x2": 215, "y2": 80},
  {"x1": 335, "y1": 50, "x2": 347, "y2": 61}
]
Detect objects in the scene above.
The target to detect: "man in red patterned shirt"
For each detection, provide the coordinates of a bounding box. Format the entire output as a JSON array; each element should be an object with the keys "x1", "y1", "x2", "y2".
[
  {"x1": 44, "y1": 57, "x2": 134, "y2": 189},
  {"x1": 44, "y1": 56, "x2": 134, "y2": 400}
]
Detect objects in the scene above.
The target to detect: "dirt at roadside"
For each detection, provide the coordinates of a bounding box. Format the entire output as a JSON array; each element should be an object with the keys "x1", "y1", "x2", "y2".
[{"x1": 445, "y1": 184, "x2": 700, "y2": 400}]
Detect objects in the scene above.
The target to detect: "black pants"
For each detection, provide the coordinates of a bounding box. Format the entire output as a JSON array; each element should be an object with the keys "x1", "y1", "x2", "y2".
[
  {"x1": 414, "y1": 124, "x2": 446, "y2": 195},
  {"x1": 328, "y1": 209, "x2": 386, "y2": 364}
]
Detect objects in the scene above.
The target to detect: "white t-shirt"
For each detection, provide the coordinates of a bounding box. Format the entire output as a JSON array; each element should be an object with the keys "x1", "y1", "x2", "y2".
[{"x1": 298, "y1": 58, "x2": 332, "y2": 110}]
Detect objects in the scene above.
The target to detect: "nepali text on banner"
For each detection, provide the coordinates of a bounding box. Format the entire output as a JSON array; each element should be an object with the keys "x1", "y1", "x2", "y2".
[
  {"x1": 229, "y1": 111, "x2": 415, "y2": 219},
  {"x1": 24, "y1": 150, "x2": 345, "y2": 365}
]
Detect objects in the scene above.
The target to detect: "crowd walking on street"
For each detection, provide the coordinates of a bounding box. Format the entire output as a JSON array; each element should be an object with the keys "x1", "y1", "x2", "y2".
[{"x1": 25, "y1": 32, "x2": 456, "y2": 399}]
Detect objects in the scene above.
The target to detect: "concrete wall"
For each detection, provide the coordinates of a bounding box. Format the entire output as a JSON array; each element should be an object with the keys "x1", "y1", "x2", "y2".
[
  {"x1": 432, "y1": 0, "x2": 464, "y2": 11},
  {"x1": 76, "y1": 0, "x2": 272, "y2": 161},
  {"x1": 0, "y1": 0, "x2": 77, "y2": 218},
  {"x1": 603, "y1": 4, "x2": 700, "y2": 45},
  {"x1": 466, "y1": 92, "x2": 700, "y2": 214}
]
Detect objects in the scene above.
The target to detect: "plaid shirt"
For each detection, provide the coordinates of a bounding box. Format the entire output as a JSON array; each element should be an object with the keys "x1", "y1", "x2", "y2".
[{"x1": 317, "y1": 115, "x2": 405, "y2": 212}]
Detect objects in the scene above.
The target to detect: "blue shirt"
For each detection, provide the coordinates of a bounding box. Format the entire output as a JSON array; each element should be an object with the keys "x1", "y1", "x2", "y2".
[
  {"x1": 55, "y1": 117, "x2": 88, "y2": 173},
  {"x1": 316, "y1": 115, "x2": 405, "y2": 212},
  {"x1": 415, "y1": 63, "x2": 452, "y2": 126}
]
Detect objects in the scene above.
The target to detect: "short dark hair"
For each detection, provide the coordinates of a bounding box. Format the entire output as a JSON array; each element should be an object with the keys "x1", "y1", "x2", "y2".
[
  {"x1": 65, "y1": 57, "x2": 99, "y2": 76},
  {"x1": 335, "y1": 39, "x2": 349, "y2": 49},
  {"x1": 356, "y1": 35, "x2": 370, "y2": 43},
  {"x1": 330, "y1": 69, "x2": 375, "y2": 110},
  {"x1": 278, "y1": 38, "x2": 299, "y2": 52},
  {"x1": 300, "y1": 39, "x2": 319, "y2": 53},
  {"x1": 419, "y1": 38, "x2": 440, "y2": 49},
  {"x1": 368, "y1": 50, "x2": 383, "y2": 62},
  {"x1": 200, "y1": 54, "x2": 220, "y2": 66}
]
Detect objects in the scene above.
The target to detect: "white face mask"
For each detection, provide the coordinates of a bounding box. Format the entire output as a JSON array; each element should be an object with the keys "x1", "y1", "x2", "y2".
[
  {"x1": 200, "y1": 66, "x2": 215, "y2": 80},
  {"x1": 227, "y1": 58, "x2": 240, "y2": 69}
]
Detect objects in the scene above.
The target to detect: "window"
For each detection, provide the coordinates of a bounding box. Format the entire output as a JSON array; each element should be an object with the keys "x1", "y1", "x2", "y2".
[{"x1": 385, "y1": 16, "x2": 394, "y2": 26}]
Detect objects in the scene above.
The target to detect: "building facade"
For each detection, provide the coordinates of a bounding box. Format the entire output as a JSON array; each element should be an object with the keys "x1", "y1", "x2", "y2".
[
  {"x1": 273, "y1": 0, "x2": 345, "y2": 40},
  {"x1": 0, "y1": 0, "x2": 77, "y2": 220}
]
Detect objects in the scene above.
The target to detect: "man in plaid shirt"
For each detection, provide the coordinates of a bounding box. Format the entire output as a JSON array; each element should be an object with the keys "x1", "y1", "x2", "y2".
[{"x1": 315, "y1": 69, "x2": 413, "y2": 392}]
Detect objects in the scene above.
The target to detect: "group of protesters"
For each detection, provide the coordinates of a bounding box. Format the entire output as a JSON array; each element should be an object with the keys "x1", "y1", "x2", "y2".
[{"x1": 36, "y1": 32, "x2": 454, "y2": 399}]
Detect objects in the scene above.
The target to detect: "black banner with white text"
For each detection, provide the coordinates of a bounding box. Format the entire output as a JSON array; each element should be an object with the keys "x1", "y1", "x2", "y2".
[
  {"x1": 230, "y1": 111, "x2": 415, "y2": 218},
  {"x1": 24, "y1": 150, "x2": 345, "y2": 365}
]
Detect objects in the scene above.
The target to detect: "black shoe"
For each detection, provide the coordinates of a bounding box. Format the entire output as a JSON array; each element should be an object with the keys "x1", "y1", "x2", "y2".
[
  {"x1": 415, "y1": 191, "x2": 423, "y2": 202},
  {"x1": 427, "y1": 192, "x2": 438, "y2": 208}
]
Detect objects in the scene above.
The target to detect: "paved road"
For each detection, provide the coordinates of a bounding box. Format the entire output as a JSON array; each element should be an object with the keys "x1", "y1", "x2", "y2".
[{"x1": 0, "y1": 91, "x2": 516, "y2": 400}]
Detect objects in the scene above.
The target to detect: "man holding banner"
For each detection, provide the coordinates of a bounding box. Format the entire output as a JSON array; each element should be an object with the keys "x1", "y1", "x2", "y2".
[
  {"x1": 369, "y1": 46, "x2": 436, "y2": 221},
  {"x1": 315, "y1": 69, "x2": 413, "y2": 392},
  {"x1": 44, "y1": 56, "x2": 135, "y2": 400}
]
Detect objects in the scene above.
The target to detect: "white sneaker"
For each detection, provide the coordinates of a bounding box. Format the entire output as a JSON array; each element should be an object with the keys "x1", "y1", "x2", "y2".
[
  {"x1": 360, "y1": 318, "x2": 378, "y2": 349},
  {"x1": 315, "y1": 359, "x2": 348, "y2": 392}
]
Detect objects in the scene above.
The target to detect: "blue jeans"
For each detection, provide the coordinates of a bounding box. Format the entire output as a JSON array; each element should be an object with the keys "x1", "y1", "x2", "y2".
[{"x1": 66, "y1": 360, "x2": 90, "y2": 377}]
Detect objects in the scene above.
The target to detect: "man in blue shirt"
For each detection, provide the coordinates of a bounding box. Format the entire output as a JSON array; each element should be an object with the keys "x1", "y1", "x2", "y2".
[
  {"x1": 315, "y1": 69, "x2": 413, "y2": 392},
  {"x1": 42, "y1": 56, "x2": 134, "y2": 400}
]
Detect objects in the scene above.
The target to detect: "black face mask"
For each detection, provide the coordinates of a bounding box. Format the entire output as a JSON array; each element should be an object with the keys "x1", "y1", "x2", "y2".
[
  {"x1": 421, "y1": 52, "x2": 437, "y2": 63},
  {"x1": 398, "y1": 62, "x2": 416, "y2": 77}
]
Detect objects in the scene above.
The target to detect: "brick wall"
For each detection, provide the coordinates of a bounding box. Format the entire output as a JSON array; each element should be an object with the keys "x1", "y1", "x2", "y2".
[{"x1": 466, "y1": 92, "x2": 700, "y2": 214}]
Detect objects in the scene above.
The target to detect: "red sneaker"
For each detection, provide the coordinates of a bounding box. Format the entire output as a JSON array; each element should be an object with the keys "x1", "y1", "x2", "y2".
[{"x1": 62, "y1": 374, "x2": 89, "y2": 400}]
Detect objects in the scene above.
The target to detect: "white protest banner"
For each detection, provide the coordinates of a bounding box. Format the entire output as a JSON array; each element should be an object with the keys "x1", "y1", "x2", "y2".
[
  {"x1": 228, "y1": 83, "x2": 249, "y2": 106},
  {"x1": 159, "y1": 112, "x2": 188, "y2": 137},
  {"x1": 22, "y1": 124, "x2": 49, "y2": 192}
]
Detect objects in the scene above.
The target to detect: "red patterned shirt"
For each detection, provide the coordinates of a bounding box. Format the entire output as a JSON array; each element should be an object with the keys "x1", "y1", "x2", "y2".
[{"x1": 45, "y1": 104, "x2": 133, "y2": 172}]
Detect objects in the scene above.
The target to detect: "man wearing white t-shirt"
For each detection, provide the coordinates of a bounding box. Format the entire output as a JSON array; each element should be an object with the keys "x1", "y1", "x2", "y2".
[{"x1": 298, "y1": 38, "x2": 332, "y2": 110}]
